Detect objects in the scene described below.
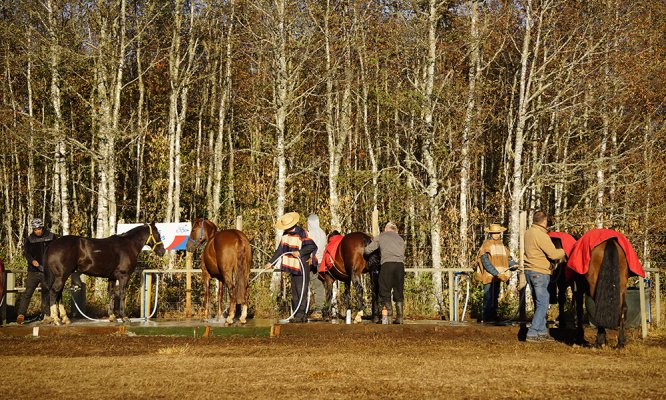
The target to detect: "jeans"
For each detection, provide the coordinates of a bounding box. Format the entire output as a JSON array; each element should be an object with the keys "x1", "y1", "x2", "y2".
[
  {"x1": 483, "y1": 281, "x2": 501, "y2": 322},
  {"x1": 525, "y1": 270, "x2": 550, "y2": 337}
]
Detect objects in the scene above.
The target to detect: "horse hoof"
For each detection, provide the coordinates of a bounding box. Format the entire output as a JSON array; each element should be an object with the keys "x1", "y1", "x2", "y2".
[
  {"x1": 239, "y1": 319, "x2": 247, "y2": 325},
  {"x1": 353, "y1": 311, "x2": 363, "y2": 324},
  {"x1": 53, "y1": 319, "x2": 62, "y2": 326},
  {"x1": 108, "y1": 314, "x2": 116, "y2": 323},
  {"x1": 62, "y1": 317, "x2": 71, "y2": 325},
  {"x1": 225, "y1": 318, "x2": 234, "y2": 325},
  {"x1": 122, "y1": 317, "x2": 130, "y2": 324}
]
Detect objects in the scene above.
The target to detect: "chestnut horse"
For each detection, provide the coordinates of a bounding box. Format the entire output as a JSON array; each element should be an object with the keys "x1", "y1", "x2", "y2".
[
  {"x1": 576, "y1": 238, "x2": 630, "y2": 348},
  {"x1": 321, "y1": 232, "x2": 381, "y2": 323},
  {"x1": 45, "y1": 223, "x2": 166, "y2": 325},
  {"x1": 186, "y1": 218, "x2": 252, "y2": 324}
]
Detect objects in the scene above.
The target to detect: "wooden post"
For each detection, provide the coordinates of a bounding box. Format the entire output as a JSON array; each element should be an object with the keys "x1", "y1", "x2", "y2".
[
  {"x1": 236, "y1": 215, "x2": 243, "y2": 230},
  {"x1": 185, "y1": 252, "x2": 193, "y2": 318},
  {"x1": 448, "y1": 271, "x2": 454, "y2": 322},
  {"x1": 371, "y1": 208, "x2": 379, "y2": 237},
  {"x1": 656, "y1": 271, "x2": 661, "y2": 327},
  {"x1": 639, "y1": 277, "x2": 648, "y2": 338},
  {"x1": 140, "y1": 271, "x2": 145, "y2": 318},
  {"x1": 146, "y1": 273, "x2": 153, "y2": 320}
]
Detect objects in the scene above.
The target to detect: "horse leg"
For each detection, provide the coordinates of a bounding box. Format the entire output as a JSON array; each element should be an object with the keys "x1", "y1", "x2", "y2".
[
  {"x1": 118, "y1": 275, "x2": 130, "y2": 323},
  {"x1": 352, "y1": 274, "x2": 364, "y2": 324},
  {"x1": 371, "y1": 270, "x2": 380, "y2": 324},
  {"x1": 226, "y1": 283, "x2": 237, "y2": 326},
  {"x1": 49, "y1": 276, "x2": 65, "y2": 325},
  {"x1": 202, "y1": 272, "x2": 210, "y2": 321},
  {"x1": 595, "y1": 326, "x2": 607, "y2": 348},
  {"x1": 107, "y1": 279, "x2": 118, "y2": 322},
  {"x1": 322, "y1": 276, "x2": 333, "y2": 321},
  {"x1": 617, "y1": 297, "x2": 628, "y2": 349},
  {"x1": 217, "y1": 279, "x2": 224, "y2": 322}
]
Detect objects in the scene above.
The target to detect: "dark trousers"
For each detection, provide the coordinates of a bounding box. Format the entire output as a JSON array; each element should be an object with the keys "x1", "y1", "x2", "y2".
[
  {"x1": 378, "y1": 262, "x2": 405, "y2": 307},
  {"x1": 483, "y1": 281, "x2": 501, "y2": 322},
  {"x1": 291, "y1": 272, "x2": 310, "y2": 319},
  {"x1": 17, "y1": 270, "x2": 49, "y2": 316}
]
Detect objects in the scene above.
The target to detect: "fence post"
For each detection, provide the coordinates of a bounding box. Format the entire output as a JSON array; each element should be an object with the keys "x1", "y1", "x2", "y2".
[
  {"x1": 656, "y1": 271, "x2": 661, "y2": 326},
  {"x1": 236, "y1": 215, "x2": 243, "y2": 231},
  {"x1": 146, "y1": 273, "x2": 153, "y2": 320},
  {"x1": 185, "y1": 252, "x2": 193, "y2": 318},
  {"x1": 639, "y1": 277, "x2": 648, "y2": 338}
]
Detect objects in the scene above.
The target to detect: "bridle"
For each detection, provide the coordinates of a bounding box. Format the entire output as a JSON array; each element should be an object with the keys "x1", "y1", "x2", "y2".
[
  {"x1": 145, "y1": 224, "x2": 164, "y2": 251},
  {"x1": 187, "y1": 218, "x2": 208, "y2": 251}
]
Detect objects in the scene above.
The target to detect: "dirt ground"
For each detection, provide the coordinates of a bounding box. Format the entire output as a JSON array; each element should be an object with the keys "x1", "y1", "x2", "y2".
[{"x1": 1, "y1": 323, "x2": 665, "y2": 400}]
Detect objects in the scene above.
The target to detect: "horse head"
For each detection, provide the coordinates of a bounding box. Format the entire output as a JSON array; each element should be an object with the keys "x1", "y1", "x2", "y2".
[
  {"x1": 146, "y1": 223, "x2": 166, "y2": 256},
  {"x1": 186, "y1": 218, "x2": 217, "y2": 253}
]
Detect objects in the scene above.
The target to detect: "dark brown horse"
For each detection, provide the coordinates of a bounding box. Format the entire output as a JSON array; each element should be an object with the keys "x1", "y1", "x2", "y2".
[
  {"x1": 577, "y1": 238, "x2": 630, "y2": 348},
  {"x1": 45, "y1": 223, "x2": 166, "y2": 325},
  {"x1": 321, "y1": 232, "x2": 380, "y2": 323},
  {"x1": 549, "y1": 236, "x2": 583, "y2": 329},
  {"x1": 186, "y1": 218, "x2": 252, "y2": 324}
]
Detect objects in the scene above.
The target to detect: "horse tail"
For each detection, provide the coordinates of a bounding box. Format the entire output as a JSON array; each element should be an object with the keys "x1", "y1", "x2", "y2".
[
  {"x1": 234, "y1": 232, "x2": 251, "y2": 303},
  {"x1": 593, "y1": 238, "x2": 621, "y2": 329}
]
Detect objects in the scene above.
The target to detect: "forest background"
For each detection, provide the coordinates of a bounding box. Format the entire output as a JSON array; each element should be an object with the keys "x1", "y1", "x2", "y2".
[{"x1": 0, "y1": 0, "x2": 664, "y2": 317}]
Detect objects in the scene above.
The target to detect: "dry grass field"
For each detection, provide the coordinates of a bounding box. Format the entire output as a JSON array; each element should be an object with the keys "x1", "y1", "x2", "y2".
[{"x1": 1, "y1": 323, "x2": 665, "y2": 400}]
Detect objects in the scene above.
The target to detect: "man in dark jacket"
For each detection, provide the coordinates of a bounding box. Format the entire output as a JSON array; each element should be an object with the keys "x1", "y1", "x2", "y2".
[
  {"x1": 16, "y1": 218, "x2": 57, "y2": 324},
  {"x1": 264, "y1": 212, "x2": 318, "y2": 323},
  {"x1": 364, "y1": 222, "x2": 406, "y2": 324}
]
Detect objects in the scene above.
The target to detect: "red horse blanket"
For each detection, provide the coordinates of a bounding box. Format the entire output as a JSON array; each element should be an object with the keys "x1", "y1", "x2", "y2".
[
  {"x1": 567, "y1": 229, "x2": 645, "y2": 277},
  {"x1": 319, "y1": 234, "x2": 344, "y2": 275},
  {"x1": 548, "y1": 232, "x2": 577, "y2": 257}
]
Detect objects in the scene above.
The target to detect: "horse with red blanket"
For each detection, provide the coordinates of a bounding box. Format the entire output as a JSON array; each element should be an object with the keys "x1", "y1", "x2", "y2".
[
  {"x1": 567, "y1": 229, "x2": 645, "y2": 348},
  {"x1": 318, "y1": 232, "x2": 381, "y2": 323}
]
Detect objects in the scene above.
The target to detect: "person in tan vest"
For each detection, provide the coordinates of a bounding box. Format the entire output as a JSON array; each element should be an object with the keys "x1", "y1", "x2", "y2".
[
  {"x1": 475, "y1": 224, "x2": 517, "y2": 323},
  {"x1": 523, "y1": 211, "x2": 566, "y2": 342}
]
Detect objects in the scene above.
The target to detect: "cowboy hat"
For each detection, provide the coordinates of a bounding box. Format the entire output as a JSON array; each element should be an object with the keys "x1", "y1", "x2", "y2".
[
  {"x1": 275, "y1": 212, "x2": 300, "y2": 230},
  {"x1": 484, "y1": 223, "x2": 507, "y2": 233}
]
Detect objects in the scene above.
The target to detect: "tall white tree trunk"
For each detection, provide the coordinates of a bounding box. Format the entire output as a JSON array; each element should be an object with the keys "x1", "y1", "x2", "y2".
[
  {"x1": 459, "y1": 0, "x2": 480, "y2": 270},
  {"x1": 423, "y1": 0, "x2": 442, "y2": 311},
  {"x1": 508, "y1": 0, "x2": 534, "y2": 255},
  {"x1": 213, "y1": 0, "x2": 235, "y2": 222}
]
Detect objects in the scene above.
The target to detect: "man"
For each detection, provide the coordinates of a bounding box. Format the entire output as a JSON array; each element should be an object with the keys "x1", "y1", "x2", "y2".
[
  {"x1": 523, "y1": 211, "x2": 566, "y2": 342},
  {"x1": 265, "y1": 212, "x2": 317, "y2": 323},
  {"x1": 16, "y1": 218, "x2": 57, "y2": 324},
  {"x1": 475, "y1": 223, "x2": 517, "y2": 323},
  {"x1": 364, "y1": 222, "x2": 405, "y2": 324},
  {"x1": 306, "y1": 214, "x2": 326, "y2": 319}
]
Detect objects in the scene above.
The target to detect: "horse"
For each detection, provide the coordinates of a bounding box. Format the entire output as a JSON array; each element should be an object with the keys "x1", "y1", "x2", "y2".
[
  {"x1": 321, "y1": 232, "x2": 381, "y2": 323},
  {"x1": 45, "y1": 223, "x2": 166, "y2": 325},
  {"x1": 186, "y1": 218, "x2": 252, "y2": 325},
  {"x1": 574, "y1": 237, "x2": 630, "y2": 348},
  {"x1": 548, "y1": 234, "x2": 583, "y2": 329}
]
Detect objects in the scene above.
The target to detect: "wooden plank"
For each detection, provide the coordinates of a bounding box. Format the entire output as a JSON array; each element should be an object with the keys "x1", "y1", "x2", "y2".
[
  {"x1": 185, "y1": 252, "x2": 193, "y2": 318},
  {"x1": 639, "y1": 277, "x2": 648, "y2": 338}
]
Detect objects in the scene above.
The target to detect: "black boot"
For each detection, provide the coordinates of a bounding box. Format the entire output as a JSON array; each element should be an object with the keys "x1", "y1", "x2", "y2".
[{"x1": 393, "y1": 302, "x2": 403, "y2": 324}]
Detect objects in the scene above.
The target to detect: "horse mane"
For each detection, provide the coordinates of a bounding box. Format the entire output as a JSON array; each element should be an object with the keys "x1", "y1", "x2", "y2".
[
  {"x1": 118, "y1": 224, "x2": 149, "y2": 238},
  {"x1": 593, "y1": 238, "x2": 622, "y2": 329},
  {"x1": 195, "y1": 218, "x2": 218, "y2": 234}
]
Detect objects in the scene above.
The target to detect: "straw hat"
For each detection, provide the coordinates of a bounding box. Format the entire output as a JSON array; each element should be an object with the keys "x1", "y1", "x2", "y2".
[
  {"x1": 484, "y1": 223, "x2": 507, "y2": 233},
  {"x1": 275, "y1": 212, "x2": 300, "y2": 230}
]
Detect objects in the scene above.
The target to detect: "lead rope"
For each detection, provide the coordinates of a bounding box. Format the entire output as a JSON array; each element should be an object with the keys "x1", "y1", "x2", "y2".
[
  {"x1": 254, "y1": 252, "x2": 309, "y2": 322},
  {"x1": 68, "y1": 279, "x2": 158, "y2": 323}
]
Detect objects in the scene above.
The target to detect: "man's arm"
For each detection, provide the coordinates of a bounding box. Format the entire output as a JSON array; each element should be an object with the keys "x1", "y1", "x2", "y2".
[
  {"x1": 480, "y1": 254, "x2": 499, "y2": 276},
  {"x1": 24, "y1": 236, "x2": 36, "y2": 266},
  {"x1": 364, "y1": 238, "x2": 380, "y2": 255},
  {"x1": 538, "y1": 234, "x2": 566, "y2": 262}
]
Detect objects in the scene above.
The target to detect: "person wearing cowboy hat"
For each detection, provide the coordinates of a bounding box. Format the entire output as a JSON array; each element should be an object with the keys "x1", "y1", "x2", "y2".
[
  {"x1": 475, "y1": 223, "x2": 517, "y2": 324},
  {"x1": 264, "y1": 212, "x2": 318, "y2": 323},
  {"x1": 16, "y1": 218, "x2": 58, "y2": 324}
]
